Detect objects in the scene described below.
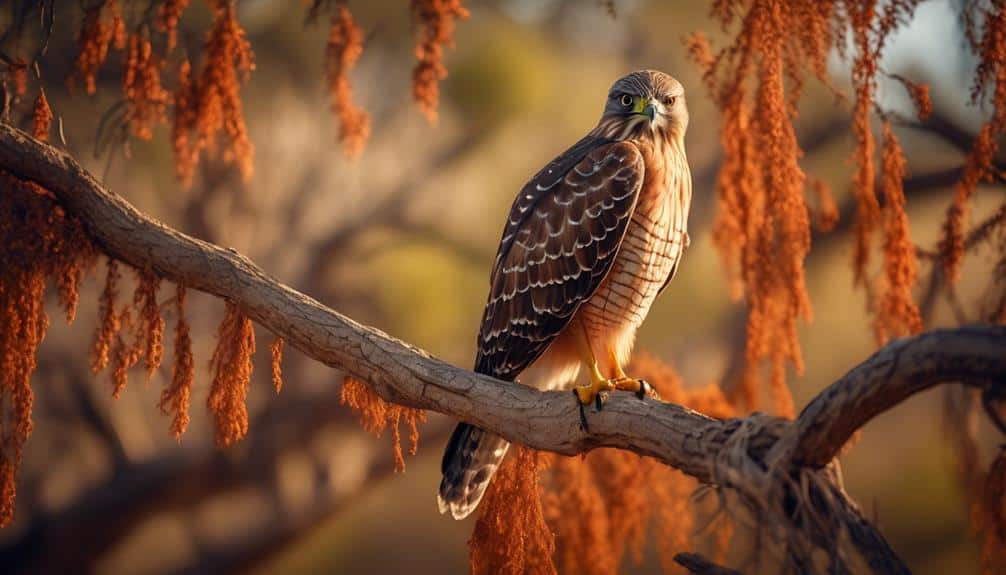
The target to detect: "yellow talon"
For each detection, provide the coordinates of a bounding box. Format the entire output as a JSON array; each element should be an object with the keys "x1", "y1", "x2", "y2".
[{"x1": 574, "y1": 362, "x2": 612, "y2": 405}]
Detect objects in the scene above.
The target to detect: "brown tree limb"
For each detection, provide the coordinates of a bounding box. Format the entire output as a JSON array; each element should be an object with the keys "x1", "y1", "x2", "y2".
[
  {"x1": 2, "y1": 123, "x2": 1006, "y2": 572},
  {"x1": 770, "y1": 325, "x2": 1005, "y2": 470},
  {"x1": 674, "y1": 552, "x2": 745, "y2": 575}
]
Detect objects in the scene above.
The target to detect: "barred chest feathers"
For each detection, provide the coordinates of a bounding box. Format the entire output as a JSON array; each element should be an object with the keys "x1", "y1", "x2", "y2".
[{"x1": 578, "y1": 136, "x2": 691, "y2": 368}]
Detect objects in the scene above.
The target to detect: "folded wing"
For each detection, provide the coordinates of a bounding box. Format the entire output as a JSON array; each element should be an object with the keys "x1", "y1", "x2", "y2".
[{"x1": 475, "y1": 140, "x2": 645, "y2": 380}]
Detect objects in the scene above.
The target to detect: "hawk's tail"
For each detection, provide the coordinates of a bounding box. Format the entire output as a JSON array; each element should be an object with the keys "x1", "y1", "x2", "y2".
[{"x1": 437, "y1": 422, "x2": 510, "y2": 520}]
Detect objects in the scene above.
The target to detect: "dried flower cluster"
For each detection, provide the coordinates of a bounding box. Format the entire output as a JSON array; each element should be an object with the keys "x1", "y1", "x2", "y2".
[
  {"x1": 172, "y1": 1, "x2": 255, "y2": 186},
  {"x1": 686, "y1": 0, "x2": 935, "y2": 410},
  {"x1": 123, "y1": 33, "x2": 169, "y2": 140},
  {"x1": 0, "y1": 91, "x2": 97, "y2": 527},
  {"x1": 69, "y1": 0, "x2": 126, "y2": 95},
  {"x1": 325, "y1": 6, "x2": 371, "y2": 158},
  {"x1": 470, "y1": 446, "x2": 555, "y2": 575},
  {"x1": 340, "y1": 376, "x2": 426, "y2": 472},
  {"x1": 941, "y1": 3, "x2": 1006, "y2": 284},
  {"x1": 157, "y1": 0, "x2": 192, "y2": 52},
  {"x1": 469, "y1": 354, "x2": 735, "y2": 575},
  {"x1": 842, "y1": 1, "x2": 926, "y2": 345},
  {"x1": 91, "y1": 259, "x2": 122, "y2": 375},
  {"x1": 410, "y1": 0, "x2": 469, "y2": 123},
  {"x1": 159, "y1": 285, "x2": 194, "y2": 439},
  {"x1": 873, "y1": 122, "x2": 922, "y2": 343},
  {"x1": 207, "y1": 300, "x2": 256, "y2": 447},
  {"x1": 63, "y1": 0, "x2": 469, "y2": 177},
  {"x1": 691, "y1": 3, "x2": 1004, "y2": 571},
  {"x1": 270, "y1": 337, "x2": 284, "y2": 394},
  {"x1": 686, "y1": 2, "x2": 833, "y2": 416},
  {"x1": 89, "y1": 262, "x2": 165, "y2": 399},
  {"x1": 134, "y1": 268, "x2": 165, "y2": 380}
]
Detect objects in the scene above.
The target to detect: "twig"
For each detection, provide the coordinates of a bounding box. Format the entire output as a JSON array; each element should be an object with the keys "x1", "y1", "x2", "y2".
[{"x1": 675, "y1": 552, "x2": 745, "y2": 575}]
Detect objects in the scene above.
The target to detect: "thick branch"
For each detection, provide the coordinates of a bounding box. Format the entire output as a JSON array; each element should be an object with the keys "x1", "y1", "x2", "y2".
[
  {"x1": 1, "y1": 123, "x2": 1005, "y2": 483},
  {"x1": 0, "y1": 122, "x2": 727, "y2": 481}
]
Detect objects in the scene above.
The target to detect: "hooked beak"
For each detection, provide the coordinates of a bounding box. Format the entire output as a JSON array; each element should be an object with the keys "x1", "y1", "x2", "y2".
[{"x1": 641, "y1": 103, "x2": 657, "y2": 122}]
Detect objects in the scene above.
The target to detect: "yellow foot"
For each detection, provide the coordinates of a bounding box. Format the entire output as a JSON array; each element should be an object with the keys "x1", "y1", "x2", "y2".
[
  {"x1": 573, "y1": 376, "x2": 612, "y2": 408},
  {"x1": 610, "y1": 376, "x2": 659, "y2": 400},
  {"x1": 573, "y1": 375, "x2": 655, "y2": 407}
]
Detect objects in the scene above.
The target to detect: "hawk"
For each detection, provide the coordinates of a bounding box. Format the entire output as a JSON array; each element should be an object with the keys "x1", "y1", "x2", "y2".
[{"x1": 438, "y1": 70, "x2": 692, "y2": 520}]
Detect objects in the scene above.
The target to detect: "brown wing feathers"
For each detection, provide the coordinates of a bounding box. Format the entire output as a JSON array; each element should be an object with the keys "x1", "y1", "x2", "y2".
[{"x1": 474, "y1": 140, "x2": 645, "y2": 380}]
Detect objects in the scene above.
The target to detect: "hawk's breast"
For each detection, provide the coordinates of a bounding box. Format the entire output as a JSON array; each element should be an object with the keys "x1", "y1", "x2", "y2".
[{"x1": 578, "y1": 140, "x2": 691, "y2": 361}]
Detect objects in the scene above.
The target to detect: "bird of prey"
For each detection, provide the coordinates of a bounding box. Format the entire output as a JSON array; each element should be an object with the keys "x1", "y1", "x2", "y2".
[{"x1": 438, "y1": 70, "x2": 692, "y2": 520}]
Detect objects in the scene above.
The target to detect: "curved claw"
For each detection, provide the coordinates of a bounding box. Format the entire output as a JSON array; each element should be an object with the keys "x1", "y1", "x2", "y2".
[{"x1": 635, "y1": 379, "x2": 649, "y2": 399}]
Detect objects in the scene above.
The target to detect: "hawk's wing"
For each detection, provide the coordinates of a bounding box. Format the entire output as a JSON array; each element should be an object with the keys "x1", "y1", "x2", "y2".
[{"x1": 474, "y1": 138, "x2": 645, "y2": 380}]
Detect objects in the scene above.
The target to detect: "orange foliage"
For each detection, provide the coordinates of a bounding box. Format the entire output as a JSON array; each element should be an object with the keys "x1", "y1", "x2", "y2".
[
  {"x1": 0, "y1": 91, "x2": 97, "y2": 527},
  {"x1": 846, "y1": 2, "x2": 922, "y2": 311},
  {"x1": 340, "y1": 376, "x2": 426, "y2": 472},
  {"x1": 159, "y1": 285, "x2": 194, "y2": 439},
  {"x1": 123, "y1": 33, "x2": 169, "y2": 140},
  {"x1": 134, "y1": 269, "x2": 165, "y2": 380},
  {"x1": 691, "y1": 1, "x2": 932, "y2": 413},
  {"x1": 410, "y1": 0, "x2": 469, "y2": 123},
  {"x1": 941, "y1": 3, "x2": 1006, "y2": 284},
  {"x1": 545, "y1": 455, "x2": 616, "y2": 575},
  {"x1": 157, "y1": 0, "x2": 192, "y2": 52},
  {"x1": 325, "y1": 6, "x2": 371, "y2": 158},
  {"x1": 69, "y1": 0, "x2": 126, "y2": 95},
  {"x1": 270, "y1": 337, "x2": 284, "y2": 394},
  {"x1": 848, "y1": 2, "x2": 882, "y2": 285},
  {"x1": 109, "y1": 304, "x2": 142, "y2": 399},
  {"x1": 810, "y1": 179, "x2": 839, "y2": 233},
  {"x1": 207, "y1": 301, "x2": 255, "y2": 447},
  {"x1": 470, "y1": 446, "x2": 556, "y2": 575},
  {"x1": 890, "y1": 74, "x2": 933, "y2": 121},
  {"x1": 688, "y1": 1, "x2": 835, "y2": 416},
  {"x1": 89, "y1": 266, "x2": 165, "y2": 399},
  {"x1": 32, "y1": 88, "x2": 52, "y2": 140},
  {"x1": 470, "y1": 354, "x2": 734, "y2": 574},
  {"x1": 873, "y1": 122, "x2": 922, "y2": 344},
  {"x1": 172, "y1": 1, "x2": 255, "y2": 187},
  {"x1": 91, "y1": 259, "x2": 122, "y2": 375}
]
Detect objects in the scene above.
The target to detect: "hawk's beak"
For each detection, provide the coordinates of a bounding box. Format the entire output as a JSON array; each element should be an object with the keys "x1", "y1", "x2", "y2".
[{"x1": 641, "y1": 103, "x2": 657, "y2": 122}]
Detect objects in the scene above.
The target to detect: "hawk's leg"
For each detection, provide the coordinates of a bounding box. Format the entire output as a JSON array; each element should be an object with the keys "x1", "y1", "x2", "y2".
[
  {"x1": 571, "y1": 326, "x2": 660, "y2": 408},
  {"x1": 572, "y1": 325, "x2": 614, "y2": 408}
]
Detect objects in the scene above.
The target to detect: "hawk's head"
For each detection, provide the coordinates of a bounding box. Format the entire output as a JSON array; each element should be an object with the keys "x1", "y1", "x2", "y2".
[{"x1": 595, "y1": 70, "x2": 688, "y2": 143}]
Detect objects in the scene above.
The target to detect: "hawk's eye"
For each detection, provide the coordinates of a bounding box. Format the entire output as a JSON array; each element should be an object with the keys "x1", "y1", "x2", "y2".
[
  {"x1": 619, "y1": 94, "x2": 634, "y2": 108},
  {"x1": 664, "y1": 96, "x2": 677, "y2": 106}
]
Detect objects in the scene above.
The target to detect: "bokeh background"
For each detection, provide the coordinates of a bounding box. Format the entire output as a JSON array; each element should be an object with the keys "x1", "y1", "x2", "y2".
[{"x1": 2, "y1": 0, "x2": 1004, "y2": 573}]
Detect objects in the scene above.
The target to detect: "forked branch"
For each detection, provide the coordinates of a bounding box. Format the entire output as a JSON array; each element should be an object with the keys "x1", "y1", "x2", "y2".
[{"x1": 1, "y1": 123, "x2": 1004, "y2": 572}]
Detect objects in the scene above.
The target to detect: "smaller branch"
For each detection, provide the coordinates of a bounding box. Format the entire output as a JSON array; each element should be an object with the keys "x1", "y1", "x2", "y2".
[
  {"x1": 674, "y1": 552, "x2": 745, "y2": 575},
  {"x1": 900, "y1": 112, "x2": 1006, "y2": 175},
  {"x1": 770, "y1": 326, "x2": 1006, "y2": 469}
]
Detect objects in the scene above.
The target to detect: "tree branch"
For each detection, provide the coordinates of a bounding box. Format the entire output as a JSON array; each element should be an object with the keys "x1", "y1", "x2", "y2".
[
  {"x1": 2, "y1": 123, "x2": 1006, "y2": 572},
  {"x1": 0, "y1": 122, "x2": 727, "y2": 480},
  {"x1": 770, "y1": 325, "x2": 1006, "y2": 470}
]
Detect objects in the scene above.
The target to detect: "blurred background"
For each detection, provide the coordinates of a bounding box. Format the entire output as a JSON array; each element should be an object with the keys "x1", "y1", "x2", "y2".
[{"x1": 1, "y1": 0, "x2": 1004, "y2": 573}]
